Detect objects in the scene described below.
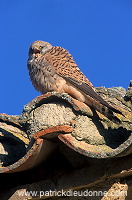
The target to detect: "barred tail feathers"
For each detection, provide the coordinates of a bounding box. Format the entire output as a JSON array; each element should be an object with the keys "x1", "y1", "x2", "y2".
[{"x1": 91, "y1": 99, "x2": 121, "y2": 123}]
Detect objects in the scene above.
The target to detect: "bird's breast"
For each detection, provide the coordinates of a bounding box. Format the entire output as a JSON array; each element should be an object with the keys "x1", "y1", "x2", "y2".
[{"x1": 28, "y1": 57, "x2": 58, "y2": 94}]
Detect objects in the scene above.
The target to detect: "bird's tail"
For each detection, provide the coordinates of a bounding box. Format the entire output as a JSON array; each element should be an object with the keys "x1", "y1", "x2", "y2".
[{"x1": 92, "y1": 100, "x2": 122, "y2": 123}]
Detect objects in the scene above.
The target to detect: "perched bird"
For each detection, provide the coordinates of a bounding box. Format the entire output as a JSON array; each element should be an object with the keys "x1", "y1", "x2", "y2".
[{"x1": 27, "y1": 40, "x2": 122, "y2": 123}]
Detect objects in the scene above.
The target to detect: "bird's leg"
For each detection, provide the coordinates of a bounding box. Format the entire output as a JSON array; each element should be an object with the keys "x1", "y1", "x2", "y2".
[{"x1": 63, "y1": 82, "x2": 88, "y2": 103}]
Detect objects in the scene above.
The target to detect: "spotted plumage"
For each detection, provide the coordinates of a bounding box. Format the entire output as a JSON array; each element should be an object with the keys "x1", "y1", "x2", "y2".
[
  {"x1": 44, "y1": 46, "x2": 93, "y2": 87},
  {"x1": 27, "y1": 40, "x2": 122, "y2": 123}
]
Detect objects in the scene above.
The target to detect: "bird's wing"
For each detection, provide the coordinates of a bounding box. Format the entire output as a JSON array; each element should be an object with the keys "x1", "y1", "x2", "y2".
[
  {"x1": 44, "y1": 46, "x2": 120, "y2": 113},
  {"x1": 63, "y1": 76, "x2": 117, "y2": 110},
  {"x1": 44, "y1": 46, "x2": 93, "y2": 86}
]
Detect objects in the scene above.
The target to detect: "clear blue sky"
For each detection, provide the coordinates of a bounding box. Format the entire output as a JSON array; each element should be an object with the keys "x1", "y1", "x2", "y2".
[{"x1": 0, "y1": 0, "x2": 132, "y2": 115}]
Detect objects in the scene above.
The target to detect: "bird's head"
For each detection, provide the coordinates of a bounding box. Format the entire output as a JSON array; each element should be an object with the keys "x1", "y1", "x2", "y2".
[{"x1": 28, "y1": 40, "x2": 53, "y2": 57}]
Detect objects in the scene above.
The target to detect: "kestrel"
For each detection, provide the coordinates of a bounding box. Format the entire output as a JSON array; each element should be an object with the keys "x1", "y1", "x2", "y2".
[{"x1": 27, "y1": 40, "x2": 122, "y2": 123}]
